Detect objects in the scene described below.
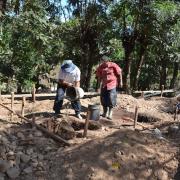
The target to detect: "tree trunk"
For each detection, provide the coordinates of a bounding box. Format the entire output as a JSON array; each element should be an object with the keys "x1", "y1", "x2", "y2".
[
  {"x1": 0, "y1": 0, "x2": 6, "y2": 14},
  {"x1": 170, "y1": 62, "x2": 179, "y2": 89},
  {"x1": 133, "y1": 46, "x2": 146, "y2": 90},
  {"x1": 123, "y1": 49, "x2": 132, "y2": 94},
  {"x1": 80, "y1": 51, "x2": 94, "y2": 91},
  {"x1": 160, "y1": 59, "x2": 167, "y2": 89},
  {"x1": 17, "y1": 84, "x2": 22, "y2": 94}
]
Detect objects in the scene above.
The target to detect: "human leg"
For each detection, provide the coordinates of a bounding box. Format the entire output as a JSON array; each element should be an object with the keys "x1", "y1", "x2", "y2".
[
  {"x1": 107, "y1": 88, "x2": 117, "y2": 120},
  {"x1": 53, "y1": 87, "x2": 65, "y2": 114},
  {"x1": 100, "y1": 88, "x2": 109, "y2": 117},
  {"x1": 71, "y1": 100, "x2": 82, "y2": 119}
]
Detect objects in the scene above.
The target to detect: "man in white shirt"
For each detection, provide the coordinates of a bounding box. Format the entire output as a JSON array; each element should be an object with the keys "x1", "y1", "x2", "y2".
[{"x1": 53, "y1": 60, "x2": 82, "y2": 119}]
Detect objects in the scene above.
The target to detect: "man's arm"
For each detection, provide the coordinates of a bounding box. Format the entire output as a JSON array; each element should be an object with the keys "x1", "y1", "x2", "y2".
[
  {"x1": 119, "y1": 73, "x2": 123, "y2": 88},
  {"x1": 116, "y1": 73, "x2": 123, "y2": 89},
  {"x1": 96, "y1": 77, "x2": 102, "y2": 93},
  {"x1": 59, "y1": 79, "x2": 73, "y2": 87},
  {"x1": 74, "y1": 81, "x2": 80, "y2": 87},
  {"x1": 114, "y1": 63, "x2": 123, "y2": 88}
]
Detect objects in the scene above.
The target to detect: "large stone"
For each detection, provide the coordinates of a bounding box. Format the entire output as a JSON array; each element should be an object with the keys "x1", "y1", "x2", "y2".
[
  {"x1": 0, "y1": 160, "x2": 10, "y2": 173},
  {"x1": 1, "y1": 137, "x2": 9, "y2": 144},
  {"x1": 6, "y1": 167, "x2": 20, "y2": 179},
  {"x1": 23, "y1": 167, "x2": 33, "y2": 174},
  {"x1": 57, "y1": 120, "x2": 75, "y2": 140},
  {"x1": 155, "y1": 169, "x2": 169, "y2": 180},
  {"x1": 0, "y1": 173, "x2": 5, "y2": 180},
  {"x1": 20, "y1": 154, "x2": 30, "y2": 163},
  {"x1": 16, "y1": 132, "x2": 25, "y2": 140},
  {"x1": 34, "y1": 131, "x2": 43, "y2": 137},
  {"x1": 26, "y1": 148, "x2": 33, "y2": 155}
]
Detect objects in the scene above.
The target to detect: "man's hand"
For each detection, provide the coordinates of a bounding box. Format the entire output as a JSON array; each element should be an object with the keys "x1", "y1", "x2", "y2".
[
  {"x1": 68, "y1": 83, "x2": 73, "y2": 87},
  {"x1": 119, "y1": 82, "x2": 123, "y2": 88}
]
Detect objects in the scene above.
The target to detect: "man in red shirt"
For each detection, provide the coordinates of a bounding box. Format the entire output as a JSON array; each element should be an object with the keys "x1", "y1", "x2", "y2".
[{"x1": 96, "y1": 55, "x2": 123, "y2": 119}]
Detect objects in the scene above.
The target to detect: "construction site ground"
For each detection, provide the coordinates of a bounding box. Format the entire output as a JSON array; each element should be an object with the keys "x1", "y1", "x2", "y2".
[{"x1": 0, "y1": 94, "x2": 180, "y2": 180}]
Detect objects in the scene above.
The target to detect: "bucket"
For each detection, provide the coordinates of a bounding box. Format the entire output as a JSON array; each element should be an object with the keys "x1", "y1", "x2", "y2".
[
  {"x1": 66, "y1": 87, "x2": 77, "y2": 101},
  {"x1": 66, "y1": 86, "x2": 84, "y2": 101},
  {"x1": 88, "y1": 104, "x2": 100, "y2": 121}
]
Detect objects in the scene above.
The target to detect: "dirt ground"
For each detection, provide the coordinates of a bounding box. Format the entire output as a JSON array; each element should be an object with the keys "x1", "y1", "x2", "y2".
[{"x1": 0, "y1": 94, "x2": 180, "y2": 180}]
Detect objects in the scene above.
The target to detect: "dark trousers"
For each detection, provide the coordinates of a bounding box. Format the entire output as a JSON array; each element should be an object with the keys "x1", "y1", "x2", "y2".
[
  {"x1": 53, "y1": 86, "x2": 81, "y2": 115},
  {"x1": 100, "y1": 87, "x2": 117, "y2": 108}
]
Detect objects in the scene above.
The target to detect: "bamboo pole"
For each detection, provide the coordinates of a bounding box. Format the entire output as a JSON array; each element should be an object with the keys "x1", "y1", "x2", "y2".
[
  {"x1": 0, "y1": 102, "x2": 70, "y2": 146},
  {"x1": 11, "y1": 92, "x2": 14, "y2": 121},
  {"x1": 32, "y1": 84, "x2": 36, "y2": 102},
  {"x1": 161, "y1": 85, "x2": 164, "y2": 97},
  {"x1": 134, "y1": 106, "x2": 139, "y2": 129}
]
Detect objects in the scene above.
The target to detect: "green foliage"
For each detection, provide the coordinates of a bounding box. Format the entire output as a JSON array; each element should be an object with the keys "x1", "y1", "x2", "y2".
[
  {"x1": 0, "y1": 0, "x2": 179, "y2": 92},
  {"x1": 0, "y1": 0, "x2": 64, "y2": 90}
]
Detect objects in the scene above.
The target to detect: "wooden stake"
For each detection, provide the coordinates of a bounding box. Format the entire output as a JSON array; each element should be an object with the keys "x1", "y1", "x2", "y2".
[
  {"x1": 0, "y1": 102, "x2": 70, "y2": 146},
  {"x1": 161, "y1": 85, "x2": 164, "y2": 97},
  {"x1": 50, "y1": 84, "x2": 52, "y2": 92},
  {"x1": 0, "y1": 89, "x2": 1, "y2": 103},
  {"x1": 134, "y1": 106, "x2": 139, "y2": 129},
  {"x1": 21, "y1": 96, "x2": 26, "y2": 117},
  {"x1": 83, "y1": 108, "x2": 90, "y2": 137},
  {"x1": 47, "y1": 119, "x2": 52, "y2": 132},
  {"x1": 141, "y1": 91, "x2": 144, "y2": 98},
  {"x1": 54, "y1": 83, "x2": 56, "y2": 92},
  {"x1": 174, "y1": 107, "x2": 178, "y2": 121},
  {"x1": 32, "y1": 102, "x2": 36, "y2": 125},
  {"x1": 11, "y1": 92, "x2": 14, "y2": 121},
  {"x1": 32, "y1": 84, "x2": 36, "y2": 102}
]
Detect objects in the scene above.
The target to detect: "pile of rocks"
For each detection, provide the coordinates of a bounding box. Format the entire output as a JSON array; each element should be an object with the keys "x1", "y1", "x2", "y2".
[{"x1": 0, "y1": 127, "x2": 56, "y2": 180}]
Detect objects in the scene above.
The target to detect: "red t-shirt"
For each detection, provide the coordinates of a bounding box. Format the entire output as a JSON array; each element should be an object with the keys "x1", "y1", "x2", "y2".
[{"x1": 96, "y1": 62, "x2": 121, "y2": 90}]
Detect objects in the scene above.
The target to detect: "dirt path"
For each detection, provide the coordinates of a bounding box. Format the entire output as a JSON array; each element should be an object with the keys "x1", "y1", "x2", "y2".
[{"x1": 0, "y1": 94, "x2": 179, "y2": 179}]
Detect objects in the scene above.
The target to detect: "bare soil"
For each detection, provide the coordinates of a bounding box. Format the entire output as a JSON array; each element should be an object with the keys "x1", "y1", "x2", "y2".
[{"x1": 0, "y1": 94, "x2": 179, "y2": 180}]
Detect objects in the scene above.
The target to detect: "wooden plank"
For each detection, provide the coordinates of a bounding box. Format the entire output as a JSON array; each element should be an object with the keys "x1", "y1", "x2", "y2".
[
  {"x1": 0, "y1": 92, "x2": 100, "y2": 99},
  {"x1": 134, "y1": 89, "x2": 174, "y2": 94}
]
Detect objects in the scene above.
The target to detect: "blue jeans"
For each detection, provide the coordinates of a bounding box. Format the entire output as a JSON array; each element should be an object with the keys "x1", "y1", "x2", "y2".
[
  {"x1": 100, "y1": 87, "x2": 117, "y2": 108},
  {"x1": 53, "y1": 86, "x2": 81, "y2": 115}
]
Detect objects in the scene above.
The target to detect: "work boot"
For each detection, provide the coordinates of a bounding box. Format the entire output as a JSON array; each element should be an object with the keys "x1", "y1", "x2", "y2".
[
  {"x1": 101, "y1": 107, "x2": 109, "y2": 118},
  {"x1": 107, "y1": 108, "x2": 113, "y2": 120}
]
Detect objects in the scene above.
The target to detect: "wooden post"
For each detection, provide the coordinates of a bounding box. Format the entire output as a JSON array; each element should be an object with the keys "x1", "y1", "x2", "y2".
[
  {"x1": 161, "y1": 85, "x2": 164, "y2": 97},
  {"x1": 141, "y1": 91, "x2": 144, "y2": 98},
  {"x1": 0, "y1": 89, "x2": 1, "y2": 103},
  {"x1": 11, "y1": 92, "x2": 14, "y2": 121},
  {"x1": 32, "y1": 84, "x2": 36, "y2": 102},
  {"x1": 134, "y1": 106, "x2": 138, "y2": 129},
  {"x1": 21, "y1": 96, "x2": 26, "y2": 117},
  {"x1": 47, "y1": 119, "x2": 52, "y2": 132},
  {"x1": 32, "y1": 101, "x2": 36, "y2": 125},
  {"x1": 83, "y1": 106, "x2": 90, "y2": 137},
  {"x1": 174, "y1": 107, "x2": 178, "y2": 121},
  {"x1": 50, "y1": 84, "x2": 52, "y2": 92}
]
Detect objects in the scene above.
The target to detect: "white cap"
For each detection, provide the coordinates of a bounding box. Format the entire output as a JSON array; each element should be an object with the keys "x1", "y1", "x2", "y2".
[{"x1": 63, "y1": 60, "x2": 73, "y2": 64}]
